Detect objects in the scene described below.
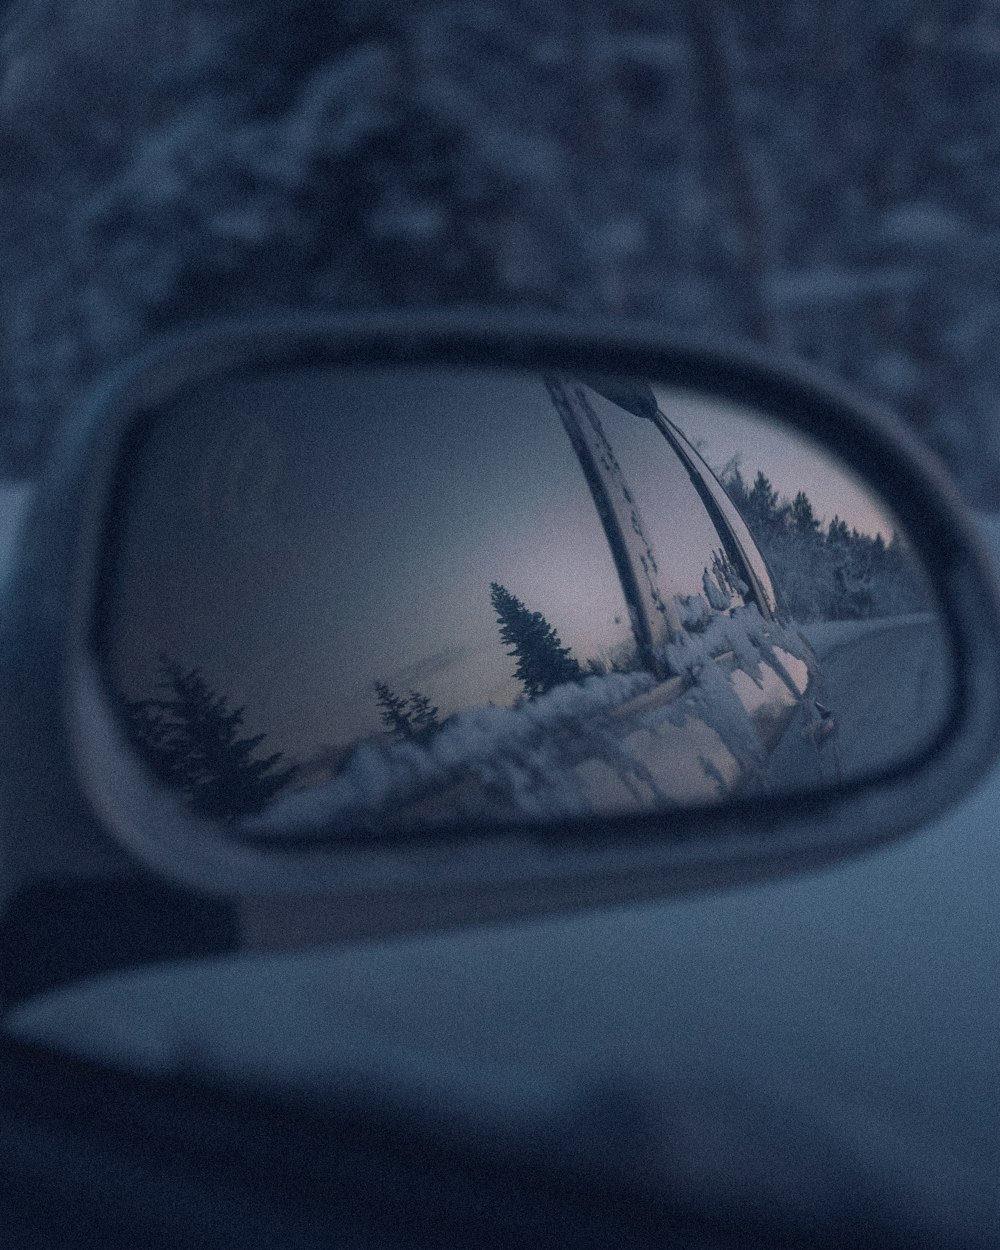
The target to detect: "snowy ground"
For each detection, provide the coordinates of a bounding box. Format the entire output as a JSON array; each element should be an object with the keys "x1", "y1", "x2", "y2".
[
  {"x1": 801, "y1": 613, "x2": 950, "y2": 779},
  {"x1": 802, "y1": 611, "x2": 938, "y2": 658}
]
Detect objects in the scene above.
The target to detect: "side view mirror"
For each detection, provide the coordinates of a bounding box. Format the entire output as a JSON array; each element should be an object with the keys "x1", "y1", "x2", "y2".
[{"x1": 1, "y1": 312, "x2": 998, "y2": 990}]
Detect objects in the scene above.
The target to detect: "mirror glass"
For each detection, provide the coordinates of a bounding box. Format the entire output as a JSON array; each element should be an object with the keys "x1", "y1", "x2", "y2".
[{"x1": 96, "y1": 366, "x2": 951, "y2": 843}]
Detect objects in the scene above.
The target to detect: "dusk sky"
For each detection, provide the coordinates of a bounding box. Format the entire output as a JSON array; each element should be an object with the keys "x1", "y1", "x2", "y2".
[
  {"x1": 656, "y1": 384, "x2": 899, "y2": 541},
  {"x1": 107, "y1": 368, "x2": 634, "y2": 761},
  {"x1": 103, "y1": 365, "x2": 909, "y2": 770}
]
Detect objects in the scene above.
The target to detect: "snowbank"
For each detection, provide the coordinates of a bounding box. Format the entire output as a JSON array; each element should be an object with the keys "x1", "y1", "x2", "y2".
[{"x1": 802, "y1": 611, "x2": 937, "y2": 658}]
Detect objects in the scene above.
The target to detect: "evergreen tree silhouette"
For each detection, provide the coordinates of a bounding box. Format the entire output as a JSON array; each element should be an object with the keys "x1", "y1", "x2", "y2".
[
  {"x1": 790, "y1": 489, "x2": 821, "y2": 536},
  {"x1": 374, "y1": 681, "x2": 441, "y2": 743},
  {"x1": 489, "y1": 582, "x2": 584, "y2": 699},
  {"x1": 826, "y1": 515, "x2": 852, "y2": 549},
  {"x1": 407, "y1": 690, "x2": 441, "y2": 742},
  {"x1": 374, "y1": 681, "x2": 413, "y2": 740},
  {"x1": 125, "y1": 653, "x2": 298, "y2": 824},
  {"x1": 746, "y1": 471, "x2": 783, "y2": 532}
]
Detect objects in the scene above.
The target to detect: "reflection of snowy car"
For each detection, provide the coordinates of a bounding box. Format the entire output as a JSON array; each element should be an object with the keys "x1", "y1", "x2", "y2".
[
  {"x1": 247, "y1": 373, "x2": 830, "y2": 841},
  {"x1": 535, "y1": 374, "x2": 829, "y2": 810}
]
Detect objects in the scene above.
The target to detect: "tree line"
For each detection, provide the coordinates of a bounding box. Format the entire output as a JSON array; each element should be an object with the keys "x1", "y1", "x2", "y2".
[{"x1": 719, "y1": 463, "x2": 927, "y2": 621}]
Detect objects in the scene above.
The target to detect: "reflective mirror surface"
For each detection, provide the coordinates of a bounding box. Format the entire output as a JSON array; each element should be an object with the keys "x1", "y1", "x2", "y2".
[{"x1": 97, "y1": 367, "x2": 951, "y2": 841}]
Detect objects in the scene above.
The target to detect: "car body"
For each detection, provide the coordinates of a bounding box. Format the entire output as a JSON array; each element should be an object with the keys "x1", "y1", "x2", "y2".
[
  {"x1": 0, "y1": 306, "x2": 996, "y2": 1250},
  {"x1": 3, "y1": 9, "x2": 1000, "y2": 1248},
  {"x1": 4, "y1": 528, "x2": 1000, "y2": 1250}
]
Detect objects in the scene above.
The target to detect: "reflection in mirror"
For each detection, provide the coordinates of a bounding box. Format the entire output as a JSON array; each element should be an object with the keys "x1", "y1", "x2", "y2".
[{"x1": 97, "y1": 366, "x2": 951, "y2": 843}]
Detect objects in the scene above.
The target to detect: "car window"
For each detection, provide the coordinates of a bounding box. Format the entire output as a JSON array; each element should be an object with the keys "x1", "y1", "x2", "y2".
[
  {"x1": 652, "y1": 409, "x2": 779, "y2": 619},
  {"x1": 102, "y1": 367, "x2": 639, "y2": 780},
  {"x1": 571, "y1": 381, "x2": 750, "y2": 645}
]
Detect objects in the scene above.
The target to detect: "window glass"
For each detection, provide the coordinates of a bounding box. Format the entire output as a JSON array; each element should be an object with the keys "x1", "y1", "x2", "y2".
[
  {"x1": 101, "y1": 368, "x2": 638, "y2": 802},
  {"x1": 576, "y1": 384, "x2": 748, "y2": 642}
]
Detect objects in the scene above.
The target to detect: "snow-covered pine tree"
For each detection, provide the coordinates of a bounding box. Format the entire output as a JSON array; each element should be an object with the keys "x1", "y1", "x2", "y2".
[
  {"x1": 790, "y1": 490, "x2": 821, "y2": 537},
  {"x1": 489, "y1": 581, "x2": 584, "y2": 699},
  {"x1": 746, "y1": 471, "x2": 783, "y2": 533},
  {"x1": 719, "y1": 466, "x2": 929, "y2": 622}
]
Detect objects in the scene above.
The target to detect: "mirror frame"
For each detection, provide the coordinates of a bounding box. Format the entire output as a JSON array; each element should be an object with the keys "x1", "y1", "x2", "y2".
[{"x1": 19, "y1": 310, "x2": 1000, "y2": 922}]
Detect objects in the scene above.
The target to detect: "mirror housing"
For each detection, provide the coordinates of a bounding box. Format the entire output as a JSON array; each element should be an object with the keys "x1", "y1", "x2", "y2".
[{"x1": 2, "y1": 311, "x2": 999, "y2": 982}]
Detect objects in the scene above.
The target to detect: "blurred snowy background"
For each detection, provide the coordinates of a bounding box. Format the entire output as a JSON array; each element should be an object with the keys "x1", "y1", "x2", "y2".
[{"x1": 2, "y1": 1, "x2": 1000, "y2": 502}]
